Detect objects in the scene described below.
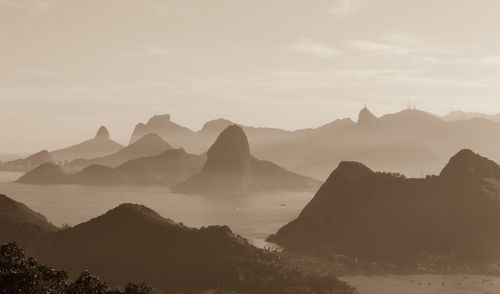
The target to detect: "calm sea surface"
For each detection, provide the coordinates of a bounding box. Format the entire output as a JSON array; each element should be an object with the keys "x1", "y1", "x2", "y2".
[{"x1": 0, "y1": 171, "x2": 311, "y2": 248}]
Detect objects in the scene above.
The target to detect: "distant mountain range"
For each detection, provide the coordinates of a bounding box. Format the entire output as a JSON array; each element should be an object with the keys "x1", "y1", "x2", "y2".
[
  {"x1": 0, "y1": 194, "x2": 355, "y2": 294},
  {"x1": 441, "y1": 110, "x2": 500, "y2": 122},
  {"x1": 17, "y1": 126, "x2": 318, "y2": 193},
  {"x1": 268, "y1": 149, "x2": 500, "y2": 263},
  {"x1": 66, "y1": 133, "x2": 172, "y2": 171},
  {"x1": 123, "y1": 109, "x2": 500, "y2": 180},
  {"x1": 0, "y1": 150, "x2": 54, "y2": 172},
  {"x1": 51, "y1": 126, "x2": 123, "y2": 162},
  {"x1": 6, "y1": 108, "x2": 500, "y2": 180},
  {"x1": 0, "y1": 126, "x2": 123, "y2": 172}
]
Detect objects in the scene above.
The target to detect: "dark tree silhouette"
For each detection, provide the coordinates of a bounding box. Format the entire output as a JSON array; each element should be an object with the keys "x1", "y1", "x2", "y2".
[{"x1": 0, "y1": 243, "x2": 151, "y2": 294}]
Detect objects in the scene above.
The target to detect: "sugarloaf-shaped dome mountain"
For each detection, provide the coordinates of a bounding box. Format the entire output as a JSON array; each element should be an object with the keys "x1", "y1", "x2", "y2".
[{"x1": 174, "y1": 125, "x2": 319, "y2": 194}]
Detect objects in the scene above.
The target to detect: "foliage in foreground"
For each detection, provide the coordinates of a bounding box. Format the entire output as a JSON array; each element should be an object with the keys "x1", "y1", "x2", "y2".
[{"x1": 0, "y1": 242, "x2": 151, "y2": 294}]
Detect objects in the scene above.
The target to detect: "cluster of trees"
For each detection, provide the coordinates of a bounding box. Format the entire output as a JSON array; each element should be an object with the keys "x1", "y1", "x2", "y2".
[{"x1": 0, "y1": 243, "x2": 151, "y2": 294}]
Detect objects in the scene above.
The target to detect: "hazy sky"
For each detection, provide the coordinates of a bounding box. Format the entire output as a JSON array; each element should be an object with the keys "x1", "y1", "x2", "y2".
[{"x1": 1, "y1": 0, "x2": 500, "y2": 153}]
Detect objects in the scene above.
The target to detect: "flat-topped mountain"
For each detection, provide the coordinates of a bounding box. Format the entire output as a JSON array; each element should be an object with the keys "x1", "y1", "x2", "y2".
[
  {"x1": 0, "y1": 150, "x2": 54, "y2": 172},
  {"x1": 51, "y1": 126, "x2": 123, "y2": 162},
  {"x1": 0, "y1": 194, "x2": 57, "y2": 244},
  {"x1": 68, "y1": 133, "x2": 172, "y2": 170},
  {"x1": 174, "y1": 125, "x2": 319, "y2": 194},
  {"x1": 269, "y1": 149, "x2": 500, "y2": 263},
  {"x1": 129, "y1": 114, "x2": 194, "y2": 145}
]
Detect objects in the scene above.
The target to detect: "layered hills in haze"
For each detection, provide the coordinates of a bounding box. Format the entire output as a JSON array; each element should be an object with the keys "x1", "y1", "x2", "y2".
[
  {"x1": 174, "y1": 125, "x2": 320, "y2": 194},
  {"x1": 442, "y1": 110, "x2": 500, "y2": 122},
  {"x1": 269, "y1": 149, "x2": 500, "y2": 263},
  {"x1": 126, "y1": 107, "x2": 500, "y2": 180},
  {"x1": 18, "y1": 147, "x2": 204, "y2": 186},
  {"x1": 0, "y1": 127, "x2": 123, "y2": 172},
  {"x1": 17, "y1": 126, "x2": 316, "y2": 191},
  {"x1": 67, "y1": 133, "x2": 172, "y2": 171},
  {"x1": 0, "y1": 150, "x2": 54, "y2": 172},
  {"x1": 51, "y1": 126, "x2": 123, "y2": 162}
]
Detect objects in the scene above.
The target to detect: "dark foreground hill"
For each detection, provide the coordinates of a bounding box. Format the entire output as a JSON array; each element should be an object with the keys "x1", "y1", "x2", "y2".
[
  {"x1": 0, "y1": 194, "x2": 57, "y2": 246},
  {"x1": 269, "y1": 149, "x2": 500, "y2": 264},
  {"x1": 0, "y1": 195, "x2": 355, "y2": 294},
  {"x1": 174, "y1": 125, "x2": 320, "y2": 194},
  {"x1": 0, "y1": 243, "x2": 152, "y2": 294}
]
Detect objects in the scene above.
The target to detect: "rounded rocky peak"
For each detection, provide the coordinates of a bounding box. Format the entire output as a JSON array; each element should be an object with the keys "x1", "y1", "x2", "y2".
[
  {"x1": 440, "y1": 149, "x2": 500, "y2": 180},
  {"x1": 209, "y1": 125, "x2": 249, "y2": 156},
  {"x1": 95, "y1": 126, "x2": 110, "y2": 140},
  {"x1": 357, "y1": 106, "x2": 378, "y2": 126},
  {"x1": 204, "y1": 125, "x2": 251, "y2": 174}
]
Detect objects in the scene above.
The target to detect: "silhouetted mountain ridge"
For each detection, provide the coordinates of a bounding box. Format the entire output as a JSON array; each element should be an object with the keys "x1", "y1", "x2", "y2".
[
  {"x1": 0, "y1": 194, "x2": 57, "y2": 245},
  {"x1": 269, "y1": 149, "x2": 500, "y2": 263}
]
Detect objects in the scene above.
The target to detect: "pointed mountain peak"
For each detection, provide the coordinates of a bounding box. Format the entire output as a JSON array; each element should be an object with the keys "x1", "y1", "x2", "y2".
[
  {"x1": 357, "y1": 106, "x2": 378, "y2": 126},
  {"x1": 440, "y1": 149, "x2": 500, "y2": 180},
  {"x1": 95, "y1": 126, "x2": 110, "y2": 140}
]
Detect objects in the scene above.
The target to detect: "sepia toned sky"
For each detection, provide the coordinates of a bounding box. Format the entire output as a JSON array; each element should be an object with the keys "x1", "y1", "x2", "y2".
[{"x1": 1, "y1": 0, "x2": 500, "y2": 153}]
